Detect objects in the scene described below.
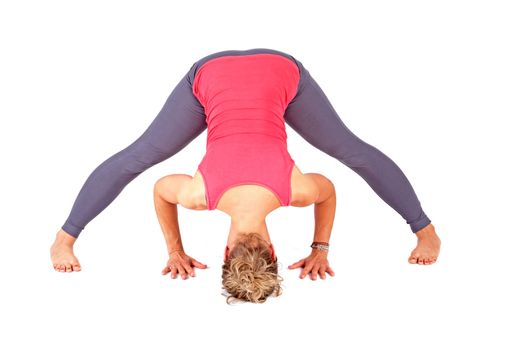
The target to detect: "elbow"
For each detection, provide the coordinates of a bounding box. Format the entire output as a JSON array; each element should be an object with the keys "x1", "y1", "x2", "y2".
[
  {"x1": 325, "y1": 181, "x2": 336, "y2": 203},
  {"x1": 315, "y1": 175, "x2": 336, "y2": 204},
  {"x1": 153, "y1": 176, "x2": 168, "y2": 198}
]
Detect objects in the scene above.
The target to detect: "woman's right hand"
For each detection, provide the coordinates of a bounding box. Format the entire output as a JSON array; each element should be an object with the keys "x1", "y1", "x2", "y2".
[
  {"x1": 288, "y1": 249, "x2": 335, "y2": 280},
  {"x1": 161, "y1": 250, "x2": 207, "y2": 279}
]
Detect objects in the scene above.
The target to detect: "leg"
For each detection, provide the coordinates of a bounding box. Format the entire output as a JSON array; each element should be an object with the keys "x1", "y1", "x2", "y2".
[
  {"x1": 284, "y1": 59, "x2": 431, "y2": 234},
  {"x1": 51, "y1": 63, "x2": 207, "y2": 272},
  {"x1": 61, "y1": 63, "x2": 206, "y2": 238}
]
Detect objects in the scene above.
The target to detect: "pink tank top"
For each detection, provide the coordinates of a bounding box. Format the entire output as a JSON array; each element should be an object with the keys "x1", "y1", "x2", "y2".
[{"x1": 192, "y1": 54, "x2": 300, "y2": 210}]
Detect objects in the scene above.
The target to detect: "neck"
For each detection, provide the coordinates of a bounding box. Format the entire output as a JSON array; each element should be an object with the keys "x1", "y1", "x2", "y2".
[{"x1": 227, "y1": 213, "x2": 271, "y2": 248}]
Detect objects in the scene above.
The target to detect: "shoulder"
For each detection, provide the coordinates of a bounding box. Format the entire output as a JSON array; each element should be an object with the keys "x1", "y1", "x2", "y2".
[
  {"x1": 154, "y1": 174, "x2": 196, "y2": 208},
  {"x1": 289, "y1": 166, "x2": 318, "y2": 207},
  {"x1": 290, "y1": 166, "x2": 335, "y2": 207}
]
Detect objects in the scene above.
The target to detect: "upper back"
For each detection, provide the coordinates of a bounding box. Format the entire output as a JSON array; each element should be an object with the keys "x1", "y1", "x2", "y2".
[{"x1": 186, "y1": 164, "x2": 318, "y2": 213}]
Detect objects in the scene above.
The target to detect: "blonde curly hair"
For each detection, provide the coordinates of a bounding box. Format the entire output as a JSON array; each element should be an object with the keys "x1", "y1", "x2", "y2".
[{"x1": 222, "y1": 232, "x2": 283, "y2": 304}]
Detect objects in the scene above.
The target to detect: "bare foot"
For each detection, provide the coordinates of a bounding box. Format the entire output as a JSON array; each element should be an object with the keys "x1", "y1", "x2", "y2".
[
  {"x1": 50, "y1": 229, "x2": 82, "y2": 272},
  {"x1": 408, "y1": 223, "x2": 441, "y2": 265}
]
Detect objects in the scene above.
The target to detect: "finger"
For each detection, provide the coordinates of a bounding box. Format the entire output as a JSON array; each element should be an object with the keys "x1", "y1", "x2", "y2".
[
  {"x1": 326, "y1": 266, "x2": 335, "y2": 276},
  {"x1": 300, "y1": 262, "x2": 314, "y2": 279},
  {"x1": 289, "y1": 259, "x2": 306, "y2": 269},
  {"x1": 176, "y1": 264, "x2": 187, "y2": 279},
  {"x1": 310, "y1": 264, "x2": 321, "y2": 281},
  {"x1": 181, "y1": 263, "x2": 193, "y2": 279},
  {"x1": 171, "y1": 265, "x2": 179, "y2": 279},
  {"x1": 162, "y1": 266, "x2": 170, "y2": 275},
  {"x1": 187, "y1": 265, "x2": 196, "y2": 277},
  {"x1": 319, "y1": 266, "x2": 327, "y2": 280},
  {"x1": 191, "y1": 259, "x2": 207, "y2": 269}
]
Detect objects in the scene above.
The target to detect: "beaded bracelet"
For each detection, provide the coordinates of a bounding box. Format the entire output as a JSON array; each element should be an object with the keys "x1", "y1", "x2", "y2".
[{"x1": 311, "y1": 242, "x2": 329, "y2": 251}]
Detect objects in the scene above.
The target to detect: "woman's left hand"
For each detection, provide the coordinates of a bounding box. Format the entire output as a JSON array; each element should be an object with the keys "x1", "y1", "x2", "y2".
[
  {"x1": 162, "y1": 250, "x2": 207, "y2": 280},
  {"x1": 288, "y1": 249, "x2": 335, "y2": 280}
]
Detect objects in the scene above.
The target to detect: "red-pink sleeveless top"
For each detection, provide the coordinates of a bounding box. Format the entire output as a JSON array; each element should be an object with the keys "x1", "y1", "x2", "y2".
[{"x1": 192, "y1": 54, "x2": 300, "y2": 210}]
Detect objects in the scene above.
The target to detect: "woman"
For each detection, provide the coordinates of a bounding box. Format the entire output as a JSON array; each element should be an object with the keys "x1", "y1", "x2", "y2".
[
  {"x1": 50, "y1": 48, "x2": 440, "y2": 283},
  {"x1": 154, "y1": 53, "x2": 337, "y2": 303}
]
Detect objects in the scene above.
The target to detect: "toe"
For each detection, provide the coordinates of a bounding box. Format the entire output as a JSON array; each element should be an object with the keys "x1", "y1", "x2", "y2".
[
  {"x1": 408, "y1": 253, "x2": 419, "y2": 264},
  {"x1": 409, "y1": 257, "x2": 417, "y2": 264},
  {"x1": 73, "y1": 264, "x2": 81, "y2": 271},
  {"x1": 59, "y1": 264, "x2": 65, "y2": 272},
  {"x1": 65, "y1": 264, "x2": 72, "y2": 272}
]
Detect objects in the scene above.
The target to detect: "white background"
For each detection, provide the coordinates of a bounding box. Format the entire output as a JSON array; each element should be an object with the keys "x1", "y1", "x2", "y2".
[{"x1": 1, "y1": 0, "x2": 524, "y2": 349}]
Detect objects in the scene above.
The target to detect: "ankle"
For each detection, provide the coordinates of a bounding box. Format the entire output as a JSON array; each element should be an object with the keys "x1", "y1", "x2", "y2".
[
  {"x1": 55, "y1": 229, "x2": 77, "y2": 245},
  {"x1": 415, "y1": 223, "x2": 435, "y2": 239}
]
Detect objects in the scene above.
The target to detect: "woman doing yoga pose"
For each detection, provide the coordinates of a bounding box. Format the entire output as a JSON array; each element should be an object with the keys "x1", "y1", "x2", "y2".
[
  {"x1": 50, "y1": 48, "x2": 441, "y2": 302},
  {"x1": 153, "y1": 53, "x2": 340, "y2": 303}
]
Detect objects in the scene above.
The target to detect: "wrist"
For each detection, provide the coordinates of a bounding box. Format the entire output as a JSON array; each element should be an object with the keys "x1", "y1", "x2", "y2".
[
  {"x1": 311, "y1": 248, "x2": 329, "y2": 258},
  {"x1": 168, "y1": 248, "x2": 184, "y2": 255},
  {"x1": 311, "y1": 241, "x2": 329, "y2": 252}
]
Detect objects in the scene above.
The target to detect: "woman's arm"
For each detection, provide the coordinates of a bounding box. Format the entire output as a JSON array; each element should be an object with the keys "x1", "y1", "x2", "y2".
[
  {"x1": 288, "y1": 173, "x2": 336, "y2": 280},
  {"x1": 153, "y1": 174, "x2": 192, "y2": 254},
  {"x1": 308, "y1": 173, "x2": 336, "y2": 244},
  {"x1": 154, "y1": 174, "x2": 208, "y2": 279}
]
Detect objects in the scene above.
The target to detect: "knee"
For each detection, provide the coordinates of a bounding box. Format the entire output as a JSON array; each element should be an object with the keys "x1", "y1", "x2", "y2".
[{"x1": 329, "y1": 138, "x2": 375, "y2": 167}]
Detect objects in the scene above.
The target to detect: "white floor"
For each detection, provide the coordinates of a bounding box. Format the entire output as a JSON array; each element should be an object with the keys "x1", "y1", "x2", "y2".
[{"x1": 1, "y1": 1, "x2": 524, "y2": 349}]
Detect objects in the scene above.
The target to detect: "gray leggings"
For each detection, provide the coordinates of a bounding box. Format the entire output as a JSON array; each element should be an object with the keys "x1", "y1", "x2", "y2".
[{"x1": 61, "y1": 48, "x2": 431, "y2": 238}]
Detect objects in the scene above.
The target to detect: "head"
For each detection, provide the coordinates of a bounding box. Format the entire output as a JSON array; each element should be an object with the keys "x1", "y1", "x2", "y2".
[{"x1": 221, "y1": 232, "x2": 283, "y2": 304}]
